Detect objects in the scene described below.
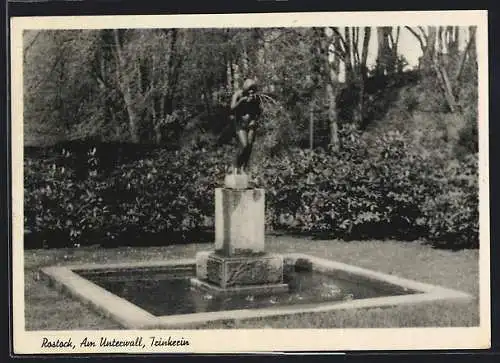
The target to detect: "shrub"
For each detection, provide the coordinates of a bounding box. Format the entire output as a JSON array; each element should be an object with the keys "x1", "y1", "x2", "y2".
[
  {"x1": 24, "y1": 148, "x2": 111, "y2": 247},
  {"x1": 24, "y1": 143, "x2": 232, "y2": 248},
  {"x1": 24, "y1": 132, "x2": 479, "y2": 250},
  {"x1": 254, "y1": 129, "x2": 478, "y2": 248},
  {"x1": 418, "y1": 154, "x2": 479, "y2": 249}
]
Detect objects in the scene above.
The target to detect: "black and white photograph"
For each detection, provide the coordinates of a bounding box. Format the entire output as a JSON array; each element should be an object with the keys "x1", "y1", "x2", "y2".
[{"x1": 11, "y1": 11, "x2": 490, "y2": 353}]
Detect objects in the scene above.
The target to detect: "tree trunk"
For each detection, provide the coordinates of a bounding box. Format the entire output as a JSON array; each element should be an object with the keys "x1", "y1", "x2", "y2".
[
  {"x1": 94, "y1": 30, "x2": 117, "y2": 138},
  {"x1": 376, "y1": 27, "x2": 386, "y2": 75},
  {"x1": 152, "y1": 101, "x2": 162, "y2": 145},
  {"x1": 112, "y1": 29, "x2": 141, "y2": 143},
  {"x1": 433, "y1": 26, "x2": 459, "y2": 113},
  {"x1": 469, "y1": 26, "x2": 477, "y2": 68},
  {"x1": 393, "y1": 27, "x2": 401, "y2": 72},
  {"x1": 455, "y1": 27, "x2": 475, "y2": 87},
  {"x1": 309, "y1": 104, "x2": 314, "y2": 150},
  {"x1": 358, "y1": 27, "x2": 371, "y2": 126},
  {"x1": 421, "y1": 26, "x2": 437, "y2": 74},
  {"x1": 360, "y1": 27, "x2": 371, "y2": 73},
  {"x1": 326, "y1": 83, "x2": 339, "y2": 151},
  {"x1": 313, "y1": 27, "x2": 340, "y2": 151},
  {"x1": 344, "y1": 27, "x2": 353, "y2": 83},
  {"x1": 434, "y1": 62, "x2": 457, "y2": 113},
  {"x1": 241, "y1": 42, "x2": 249, "y2": 76},
  {"x1": 122, "y1": 87, "x2": 141, "y2": 143},
  {"x1": 226, "y1": 59, "x2": 233, "y2": 92}
]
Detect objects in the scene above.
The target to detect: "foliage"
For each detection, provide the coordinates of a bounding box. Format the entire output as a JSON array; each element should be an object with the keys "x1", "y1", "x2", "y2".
[
  {"x1": 23, "y1": 27, "x2": 479, "y2": 251},
  {"x1": 24, "y1": 130, "x2": 478, "y2": 250},
  {"x1": 255, "y1": 132, "x2": 478, "y2": 249},
  {"x1": 24, "y1": 142, "x2": 230, "y2": 248},
  {"x1": 418, "y1": 154, "x2": 479, "y2": 248}
]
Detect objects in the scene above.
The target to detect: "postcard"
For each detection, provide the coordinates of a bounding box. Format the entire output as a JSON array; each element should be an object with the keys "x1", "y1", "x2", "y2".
[{"x1": 11, "y1": 10, "x2": 490, "y2": 353}]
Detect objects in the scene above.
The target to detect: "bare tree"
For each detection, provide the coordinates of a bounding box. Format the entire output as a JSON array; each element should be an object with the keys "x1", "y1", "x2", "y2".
[
  {"x1": 406, "y1": 26, "x2": 477, "y2": 113},
  {"x1": 376, "y1": 27, "x2": 401, "y2": 75},
  {"x1": 112, "y1": 29, "x2": 144, "y2": 143},
  {"x1": 330, "y1": 26, "x2": 372, "y2": 125},
  {"x1": 150, "y1": 29, "x2": 183, "y2": 144},
  {"x1": 110, "y1": 29, "x2": 184, "y2": 144}
]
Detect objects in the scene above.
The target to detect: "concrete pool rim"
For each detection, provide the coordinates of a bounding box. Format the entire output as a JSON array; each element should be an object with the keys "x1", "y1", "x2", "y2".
[{"x1": 39, "y1": 252, "x2": 474, "y2": 329}]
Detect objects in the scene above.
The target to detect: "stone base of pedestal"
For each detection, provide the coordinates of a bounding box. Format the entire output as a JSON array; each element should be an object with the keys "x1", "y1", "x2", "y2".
[
  {"x1": 189, "y1": 278, "x2": 289, "y2": 297},
  {"x1": 191, "y1": 186, "x2": 288, "y2": 296},
  {"x1": 194, "y1": 251, "x2": 285, "y2": 289}
]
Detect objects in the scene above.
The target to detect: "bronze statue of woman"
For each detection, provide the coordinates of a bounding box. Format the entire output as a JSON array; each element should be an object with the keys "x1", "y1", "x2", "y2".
[{"x1": 229, "y1": 78, "x2": 262, "y2": 175}]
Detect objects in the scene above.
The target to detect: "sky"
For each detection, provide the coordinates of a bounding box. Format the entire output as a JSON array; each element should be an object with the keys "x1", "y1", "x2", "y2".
[{"x1": 328, "y1": 26, "x2": 471, "y2": 82}]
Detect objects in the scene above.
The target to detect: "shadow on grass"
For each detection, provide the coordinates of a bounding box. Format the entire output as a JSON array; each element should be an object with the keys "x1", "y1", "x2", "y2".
[{"x1": 24, "y1": 229, "x2": 216, "y2": 250}]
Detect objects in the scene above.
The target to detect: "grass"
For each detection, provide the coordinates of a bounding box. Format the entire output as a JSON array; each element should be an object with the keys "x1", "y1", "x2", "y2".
[{"x1": 24, "y1": 236, "x2": 479, "y2": 330}]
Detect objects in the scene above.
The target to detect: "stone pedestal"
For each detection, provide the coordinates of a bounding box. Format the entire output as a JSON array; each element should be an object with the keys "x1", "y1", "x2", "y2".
[
  {"x1": 224, "y1": 173, "x2": 249, "y2": 189},
  {"x1": 191, "y1": 187, "x2": 288, "y2": 296},
  {"x1": 215, "y1": 188, "x2": 265, "y2": 256}
]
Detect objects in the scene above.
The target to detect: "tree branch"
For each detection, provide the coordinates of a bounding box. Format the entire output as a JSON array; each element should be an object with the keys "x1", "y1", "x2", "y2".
[
  {"x1": 395, "y1": 26, "x2": 401, "y2": 46},
  {"x1": 455, "y1": 34, "x2": 473, "y2": 83},
  {"x1": 417, "y1": 26, "x2": 428, "y2": 40},
  {"x1": 331, "y1": 27, "x2": 348, "y2": 56},
  {"x1": 353, "y1": 27, "x2": 361, "y2": 67}
]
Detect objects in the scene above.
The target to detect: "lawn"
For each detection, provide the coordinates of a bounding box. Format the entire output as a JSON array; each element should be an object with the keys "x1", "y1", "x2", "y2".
[{"x1": 24, "y1": 236, "x2": 479, "y2": 330}]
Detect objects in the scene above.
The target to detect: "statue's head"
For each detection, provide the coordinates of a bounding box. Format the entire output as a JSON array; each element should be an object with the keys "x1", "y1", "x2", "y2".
[{"x1": 242, "y1": 78, "x2": 258, "y2": 95}]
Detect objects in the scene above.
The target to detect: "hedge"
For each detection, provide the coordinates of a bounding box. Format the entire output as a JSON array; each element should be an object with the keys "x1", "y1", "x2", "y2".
[{"x1": 24, "y1": 132, "x2": 478, "y2": 250}]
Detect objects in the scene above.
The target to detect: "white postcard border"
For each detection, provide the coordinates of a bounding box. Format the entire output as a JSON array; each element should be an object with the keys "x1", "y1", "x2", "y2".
[{"x1": 11, "y1": 10, "x2": 490, "y2": 354}]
